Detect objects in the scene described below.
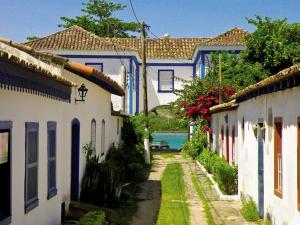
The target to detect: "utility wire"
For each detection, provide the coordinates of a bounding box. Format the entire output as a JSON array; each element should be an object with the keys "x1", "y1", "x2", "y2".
[{"x1": 128, "y1": 0, "x2": 140, "y2": 23}]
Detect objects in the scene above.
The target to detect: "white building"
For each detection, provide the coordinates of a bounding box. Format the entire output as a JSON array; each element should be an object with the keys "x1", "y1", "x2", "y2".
[
  {"x1": 210, "y1": 65, "x2": 300, "y2": 224},
  {"x1": 210, "y1": 101, "x2": 238, "y2": 165},
  {"x1": 0, "y1": 39, "x2": 124, "y2": 225},
  {"x1": 24, "y1": 25, "x2": 247, "y2": 115}
]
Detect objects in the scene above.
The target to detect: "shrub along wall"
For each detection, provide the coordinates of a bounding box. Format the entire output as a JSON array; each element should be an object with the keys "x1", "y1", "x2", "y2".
[
  {"x1": 80, "y1": 118, "x2": 145, "y2": 207},
  {"x1": 198, "y1": 149, "x2": 238, "y2": 195},
  {"x1": 183, "y1": 132, "x2": 238, "y2": 195}
]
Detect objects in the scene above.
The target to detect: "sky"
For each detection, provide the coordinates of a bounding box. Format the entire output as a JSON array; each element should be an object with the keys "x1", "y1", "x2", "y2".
[{"x1": 1, "y1": 0, "x2": 300, "y2": 43}]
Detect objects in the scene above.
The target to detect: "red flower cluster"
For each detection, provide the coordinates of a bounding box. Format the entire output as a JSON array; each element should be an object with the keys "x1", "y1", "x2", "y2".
[{"x1": 180, "y1": 84, "x2": 236, "y2": 132}]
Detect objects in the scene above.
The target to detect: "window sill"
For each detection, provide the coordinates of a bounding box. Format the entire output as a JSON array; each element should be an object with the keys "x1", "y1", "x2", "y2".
[
  {"x1": 274, "y1": 189, "x2": 282, "y2": 199},
  {"x1": 0, "y1": 215, "x2": 11, "y2": 225},
  {"x1": 157, "y1": 90, "x2": 174, "y2": 93},
  {"x1": 25, "y1": 198, "x2": 39, "y2": 214},
  {"x1": 47, "y1": 188, "x2": 57, "y2": 200}
]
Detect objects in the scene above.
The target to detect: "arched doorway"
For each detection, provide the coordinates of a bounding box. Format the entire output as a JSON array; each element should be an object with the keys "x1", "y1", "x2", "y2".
[{"x1": 71, "y1": 119, "x2": 80, "y2": 201}]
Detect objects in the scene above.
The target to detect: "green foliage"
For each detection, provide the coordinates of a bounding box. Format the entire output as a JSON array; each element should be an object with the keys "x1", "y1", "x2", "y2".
[
  {"x1": 160, "y1": 152, "x2": 176, "y2": 158},
  {"x1": 191, "y1": 171, "x2": 216, "y2": 225},
  {"x1": 127, "y1": 113, "x2": 151, "y2": 141},
  {"x1": 59, "y1": 0, "x2": 139, "y2": 37},
  {"x1": 76, "y1": 211, "x2": 106, "y2": 225},
  {"x1": 198, "y1": 149, "x2": 238, "y2": 195},
  {"x1": 26, "y1": 36, "x2": 40, "y2": 41},
  {"x1": 213, "y1": 160, "x2": 238, "y2": 195},
  {"x1": 244, "y1": 15, "x2": 300, "y2": 74},
  {"x1": 182, "y1": 130, "x2": 207, "y2": 159},
  {"x1": 207, "y1": 52, "x2": 268, "y2": 91},
  {"x1": 80, "y1": 118, "x2": 145, "y2": 207},
  {"x1": 240, "y1": 197, "x2": 260, "y2": 222},
  {"x1": 263, "y1": 219, "x2": 272, "y2": 225},
  {"x1": 148, "y1": 113, "x2": 188, "y2": 132},
  {"x1": 156, "y1": 163, "x2": 189, "y2": 225}
]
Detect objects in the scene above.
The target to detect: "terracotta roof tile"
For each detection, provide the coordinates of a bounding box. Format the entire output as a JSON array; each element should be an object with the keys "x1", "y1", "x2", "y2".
[
  {"x1": 25, "y1": 25, "x2": 134, "y2": 52},
  {"x1": 210, "y1": 100, "x2": 238, "y2": 113},
  {"x1": 230, "y1": 64, "x2": 300, "y2": 101},
  {"x1": 0, "y1": 39, "x2": 76, "y2": 87},
  {"x1": 25, "y1": 26, "x2": 209, "y2": 59},
  {"x1": 1, "y1": 38, "x2": 124, "y2": 96},
  {"x1": 25, "y1": 26, "x2": 247, "y2": 60},
  {"x1": 205, "y1": 27, "x2": 248, "y2": 46}
]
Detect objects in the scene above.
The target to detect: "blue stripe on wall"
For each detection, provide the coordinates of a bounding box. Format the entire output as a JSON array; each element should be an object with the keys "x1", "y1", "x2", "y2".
[
  {"x1": 129, "y1": 58, "x2": 133, "y2": 115},
  {"x1": 201, "y1": 52, "x2": 205, "y2": 80},
  {"x1": 135, "y1": 64, "x2": 140, "y2": 115}
]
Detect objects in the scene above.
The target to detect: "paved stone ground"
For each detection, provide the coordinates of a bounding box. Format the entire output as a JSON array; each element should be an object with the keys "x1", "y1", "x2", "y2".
[
  {"x1": 130, "y1": 153, "x2": 207, "y2": 225},
  {"x1": 191, "y1": 161, "x2": 256, "y2": 225},
  {"x1": 181, "y1": 158, "x2": 207, "y2": 225},
  {"x1": 129, "y1": 153, "x2": 166, "y2": 225}
]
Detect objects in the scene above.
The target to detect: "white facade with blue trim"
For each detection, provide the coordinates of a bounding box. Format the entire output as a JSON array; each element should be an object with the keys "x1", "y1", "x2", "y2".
[
  {"x1": 0, "y1": 41, "x2": 124, "y2": 225},
  {"x1": 25, "y1": 26, "x2": 247, "y2": 115}
]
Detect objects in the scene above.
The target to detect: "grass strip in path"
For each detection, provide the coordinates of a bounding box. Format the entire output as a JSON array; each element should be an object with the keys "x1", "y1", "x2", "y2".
[
  {"x1": 191, "y1": 171, "x2": 216, "y2": 225},
  {"x1": 160, "y1": 152, "x2": 176, "y2": 158},
  {"x1": 156, "y1": 163, "x2": 189, "y2": 225}
]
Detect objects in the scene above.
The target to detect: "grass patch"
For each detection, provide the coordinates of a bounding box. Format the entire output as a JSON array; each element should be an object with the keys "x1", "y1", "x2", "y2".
[
  {"x1": 160, "y1": 152, "x2": 176, "y2": 158},
  {"x1": 191, "y1": 171, "x2": 216, "y2": 225},
  {"x1": 156, "y1": 163, "x2": 189, "y2": 225},
  {"x1": 240, "y1": 197, "x2": 260, "y2": 222},
  {"x1": 105, "y1": 198, "x2": 137, "y2": 225},
  {"x1": 76, "y1": 211, "x2": 106, "y2": 225}
]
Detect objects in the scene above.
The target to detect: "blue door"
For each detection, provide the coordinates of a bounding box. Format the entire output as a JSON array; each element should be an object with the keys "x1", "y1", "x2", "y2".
[
  {"x1": 257, "y1": 123, "x2": 264, "y2": 217},
  {"x1": 71, "y1": 119, "x2": 80, "y2": 201}
]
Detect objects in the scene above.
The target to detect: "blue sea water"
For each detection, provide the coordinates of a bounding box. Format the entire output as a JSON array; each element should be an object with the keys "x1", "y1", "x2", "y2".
[{"x1": 151, "y1": 132, "x2": 188, "y2": 150}]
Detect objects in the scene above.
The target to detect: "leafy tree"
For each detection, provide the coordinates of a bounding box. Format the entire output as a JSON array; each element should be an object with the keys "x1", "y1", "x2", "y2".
[
  {"x1": 244, "y1": 15, "x2": 300, "y2": 74},
  {"x1": 59, "y1": 0, "x2": 139, "y2": 37},
  {"x1": 26, "y1": 36, "x2": 40, "y2": 41},
  {"x1": 206, "y1": 52, "x2": 268, "y2": 90}
]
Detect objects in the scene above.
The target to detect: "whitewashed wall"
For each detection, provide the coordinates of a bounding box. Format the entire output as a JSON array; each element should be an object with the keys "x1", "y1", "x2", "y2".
[
  {"x1": 0, "y1": 89, "x2": 65, "y2": 225},
  {"x1": 109, "y1": 116, "x2": 123, "y2": 147},
  {"x1": 48, "y1": 50, "x2": 195, "y2": 114},
  {"x1": 211, "y1": 110, "x2": 238, "y2": 165},
  {"x1": 238, "y1": 86, "x2": 300, "y2": 225},
  {"x1": 0, "y1": 67, "x2": 121, "y2": 225},
  {"x1": 61, "y1": 70, "x2": 114, "y2": 206},
  {"x1": 144, "y1": 65, "x2": 194, "y2": 111}
]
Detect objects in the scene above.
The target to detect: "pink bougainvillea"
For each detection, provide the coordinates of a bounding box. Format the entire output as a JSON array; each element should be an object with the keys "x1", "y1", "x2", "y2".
[{"x1": 178, "y1": 85, "x2": 235, "y2": 132}]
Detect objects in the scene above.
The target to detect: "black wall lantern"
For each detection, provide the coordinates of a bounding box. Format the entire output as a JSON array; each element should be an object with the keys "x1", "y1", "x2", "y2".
[{"x1": 75, "y1": 83, "x2": 88, "y2": 103}]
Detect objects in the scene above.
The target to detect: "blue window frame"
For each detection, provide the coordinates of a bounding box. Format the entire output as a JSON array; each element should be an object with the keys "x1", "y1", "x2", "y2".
[
  {"x1": 47, "y1": 122, "x2": 57, "y2": 200},
  {"x1": 85, "y1": 63, "x2": 103, "y2": 72},
  {"x1": 158, "y1": 70, "x2": 174, "y2": 93},
  {"x1": 25, "y1": 122, "x2": 39, "y2": 213}
]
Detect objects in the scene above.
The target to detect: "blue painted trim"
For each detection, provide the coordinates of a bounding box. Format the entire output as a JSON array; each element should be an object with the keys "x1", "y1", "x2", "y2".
[
  {"x1": 71, "y1": 118, "x2": 80, "y2": 201},
  {"x1": 201, "y1": 52, "x2": 206, "y2": 80},
  {"x1": 60, "y1": 54, "x2": 193, "y2": 67},
  {"x1": 129, "y1": 58, "x2": 133, "y2": 115},
  {"x1": 25, "y1": 122, "x2": 39, "y2": 214},
  {"x1": 62, "y1": 54, "x2": 133, "y2": 59},
  {"x1": 47, "y1": 121, "x2": 57, "y2": 200},
  {"x1": 146, "y1": 63, "x2": 193, "y2": 67},
  {"x1": 85, "y1": 62, "x2": 104, "y2": 72},
  {"x1": 135, "y1": 63, "x2": 140, "y2": 114},
  {"x1": 158, "y1": 70, "x2": 174, "y2": 93},
  {"x1": 192, "y1": 64, "x2": 196, "y2": 79},
  {"x1": 0, "y1": 70, "x2": 71, "y2": 102}
]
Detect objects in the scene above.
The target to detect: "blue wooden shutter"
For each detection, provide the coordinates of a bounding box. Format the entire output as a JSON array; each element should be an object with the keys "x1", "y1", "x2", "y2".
[
  {"x1": 47, "y1": 122, "x2": 57, "y2": 199},
  {"x1": 25, "y1": 122, "x2": 39, "y2": 213}
]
